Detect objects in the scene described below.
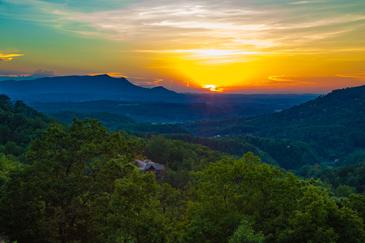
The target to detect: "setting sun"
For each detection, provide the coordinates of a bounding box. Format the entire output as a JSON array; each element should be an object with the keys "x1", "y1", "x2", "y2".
[{"x1": 203, "y1": 84, "x2": 224, "y2": 92}]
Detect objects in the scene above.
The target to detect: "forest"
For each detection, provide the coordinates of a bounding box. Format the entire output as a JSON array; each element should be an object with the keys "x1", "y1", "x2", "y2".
[
  {"x1": 2, "y1": 0, "x2": 364, "y2": 241},
  {"x1": 187, "y1": 85, "x2": 365, "y2": 165},
  {"x1": 2, "y1": 94, "x2": 365, "y2": 242}
]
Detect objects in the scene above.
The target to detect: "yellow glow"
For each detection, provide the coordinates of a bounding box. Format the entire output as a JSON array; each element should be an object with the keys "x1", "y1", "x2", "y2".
[
  {"x1": 146, "y1": 48, "x2": 261, "y2": 90},
  {"x1": 203, "y1": 84, "x2": 224, "y2": 92},
  {"x1": 0, "y1": 53, "x2": 24, "y2": 61},
  {"x1": 173, "y1": 49, "x2": 258, "y2": 57},
  {"x1": 88, "y1": 72, "x2": 127, "y2": 78},
  {"x1": 146, "y1": 45, "x2": 365, "y2": 92}
]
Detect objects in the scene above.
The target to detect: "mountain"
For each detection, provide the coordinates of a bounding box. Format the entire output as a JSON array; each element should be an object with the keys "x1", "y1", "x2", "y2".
[
  {"x1": 0, "y1": 74, "x2": 183, "y2": 102},
  {"x1": 189, "y1": 85, "x2": 365, "y2": 162},
  {"x1": 0, "y1": 74, "x2": 317, "y2": 122}
]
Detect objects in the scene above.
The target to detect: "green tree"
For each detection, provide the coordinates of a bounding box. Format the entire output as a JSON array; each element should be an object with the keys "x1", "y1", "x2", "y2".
[
  {"x1": 229, "y1": 219, "x2": 264, "y2": 243},
  {"x1": 185, "y1": 153, "x2": 365, "y2": 243},
  {"x1": 94, "y1": 163, "x2": 167, "y2": 243},
  {"x1": 0, "y1": 120, "x2": 167, "y2": 243}
]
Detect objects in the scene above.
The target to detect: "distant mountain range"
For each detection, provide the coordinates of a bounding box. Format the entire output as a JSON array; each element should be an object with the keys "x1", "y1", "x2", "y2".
[
  {"x1": 189, "y1": 85, "x2": 365, "y2": 163},
  {"x1": 0, "y1": 74, "x2": 317, "y2": 122},
  {"x1": 0, "y1": 74, "x2": 183, "y2": 102}
]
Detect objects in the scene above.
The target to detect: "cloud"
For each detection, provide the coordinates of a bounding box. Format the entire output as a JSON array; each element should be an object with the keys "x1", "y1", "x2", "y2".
[
  {"x1": 2, "y1": 0, "x2": 136, "y2": 12},
  {"x1": 267, "y1": 75, "x2": 365, "y2": 88},
  {"x1": 132, "y1": 49, "x2": 259, "y2": 64},
  {"x1": 336, "y1": 72, "x2": 365, "y2": 81},
  {"x1": 3, "y1": 0, "x2": 364, "y2": 56},
  {"x1": 0, "y1": 69, "x2": 54, "y2": 81},
  {"x1": 268, "y1": 75, "x2": 296, "y2": 83},
  {"x1": 289, "y1": 1, "x2": 325, "y2": 5},
  {"x1": 0, "y1": 52, "x2": 23, "y2": 61},
  {"x1": 1, "y1": 0, "x2": 365, "y2": 92},
  {"x1": 289, "y1": 1, "x2": 311, "y2": 4}
]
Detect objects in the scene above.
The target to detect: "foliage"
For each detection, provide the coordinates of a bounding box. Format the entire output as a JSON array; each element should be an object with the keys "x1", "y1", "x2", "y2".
[
  {"x1": 184, "y1": 153, "x2": 365, "y2": 243},
  {"x1": 228, "y1": 219, "x2": 265, "y2": 243},
  {"x1": 0, "y1": 95, "x2": 49, "y2": 156},
  {"x1": 0, "y1": 154, "x2": 22, "y2": 189},
  {"x1": 301, "y1": 160, "x2": 365, "y2": 194},
  {"x1": 0, "y1": 120, "x2": 171, "y2": 243},
  {"x1": 1, "y1": 103, "x2": 365, "y2": 242},
  {"x1": 144, "y1": 135, "x2": 223, "y2": 187},
  {"x1": 169, "y1": 133, "x2": 320, "y2": 170}
]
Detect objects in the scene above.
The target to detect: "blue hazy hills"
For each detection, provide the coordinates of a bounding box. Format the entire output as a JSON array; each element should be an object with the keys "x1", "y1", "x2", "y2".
[
  {"x1": 0, "y1": 74, "x2": 317, "y2": 122},
  {"x1": 0, "y1": 74, "x2": 182, "y2": 102}
]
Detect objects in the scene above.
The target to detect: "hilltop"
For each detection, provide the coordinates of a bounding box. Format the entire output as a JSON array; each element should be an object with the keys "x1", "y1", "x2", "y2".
[{"x1": 0, "y1": 74, "x2": 182, "y2": 102}]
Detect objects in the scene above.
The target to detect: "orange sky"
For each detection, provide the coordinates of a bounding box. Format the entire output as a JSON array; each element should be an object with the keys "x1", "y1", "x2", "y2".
[{"x1": 1, "y1": 0, "x2": 364, "y2": 93}]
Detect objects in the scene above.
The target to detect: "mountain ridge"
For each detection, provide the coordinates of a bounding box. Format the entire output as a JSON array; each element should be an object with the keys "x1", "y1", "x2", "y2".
[{"x1": 0, "y1": 74, "x2": 182, "y2": 102}]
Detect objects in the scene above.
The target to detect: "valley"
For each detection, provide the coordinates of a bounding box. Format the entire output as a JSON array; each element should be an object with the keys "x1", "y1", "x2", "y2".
[{"x1": 1, "y1": 76, "x2": 365, "y2": 242}]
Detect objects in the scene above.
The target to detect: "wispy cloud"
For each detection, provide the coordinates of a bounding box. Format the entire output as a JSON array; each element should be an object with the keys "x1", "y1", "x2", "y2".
[
  {"x1": 3, "y1": 0, "x2": 364, "y2": 55},
  {"x1": 289, "y1": 0, "x2": 326, "y2": 5},
  {"x1": 266, "y1": 75, "x2": 364, "y2": 88},
  {"x1": 336, "y1": 72, "x2": 365, "y2": 80},
  {"x1": 289, "y1": 1, "x2": 312, "y2": 5},
  {"x1": 0, "y1": 52, "x2": 23, "y2": 61},
  {"x1": 268, "y1": 75, "x2": 296, "y2": 83},
  {"x1": 0, "y1": 69, "x2": 54, "y2": 81}
]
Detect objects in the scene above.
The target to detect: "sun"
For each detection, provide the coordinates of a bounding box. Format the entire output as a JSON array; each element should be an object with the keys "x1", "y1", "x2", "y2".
[
  {"x1": 203, "y1": 84, "x2": 224, "y2": 92},
  {"x1": 151, "y1": 48, "x2": 259, "y2": 91}
]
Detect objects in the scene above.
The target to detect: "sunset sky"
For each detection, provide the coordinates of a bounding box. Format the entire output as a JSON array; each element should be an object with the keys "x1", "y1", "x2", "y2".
[{"x1": 0, "y1": 0, "x2": 364, "y2": 93}]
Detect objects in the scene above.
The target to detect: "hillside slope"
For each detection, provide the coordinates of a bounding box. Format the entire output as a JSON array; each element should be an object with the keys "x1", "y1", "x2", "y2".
[
  {"x1": 190, "y1": 85, "x2": 365, "y2": 162},
  {"x1": 0, "y1": 95, "x2": 49, "y2": 156}
]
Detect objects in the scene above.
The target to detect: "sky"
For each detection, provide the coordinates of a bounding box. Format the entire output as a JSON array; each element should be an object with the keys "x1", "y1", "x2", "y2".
[{"x1": 0, "y1": 0, "x2": 364, "y2": 93}]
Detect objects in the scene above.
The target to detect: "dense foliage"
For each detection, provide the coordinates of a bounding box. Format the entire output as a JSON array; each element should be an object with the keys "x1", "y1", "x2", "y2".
[
  {"x1": 2, "y1": 94, "x2": 365, "y2": 242},
  {"x1": 0, "y1": 95, "x2": 48, "y2": 156},
  {"x1": 300, "y1": 161, "x2": 365, "y2": 194},
  {"x1": 185, "y1": 153, "x2": 365, "y2": 243},
  {"x1": 169, "y1": 134, "x2": 321, "y2": 170},
  {"x1": 1, "y1": 119, "x2": 365, "y2": 242}
]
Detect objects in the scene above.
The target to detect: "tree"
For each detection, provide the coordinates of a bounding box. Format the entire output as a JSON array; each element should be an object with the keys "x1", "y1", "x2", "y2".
[
  {"x1": 0, "y1": 120, "x2": 159, "y2": 242},
  {"x1": 94, "y1": 162, "x2": 167, "y2": 243},
  {"x1": 0, "y1": 95, "x2": 48, "y2": 157},
  {"x1": 185, "y1": 153, "x2": 365, "y2": 243},
  {"x1": 229, "y1": 219, "x2": 264, "y2": 243}
]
